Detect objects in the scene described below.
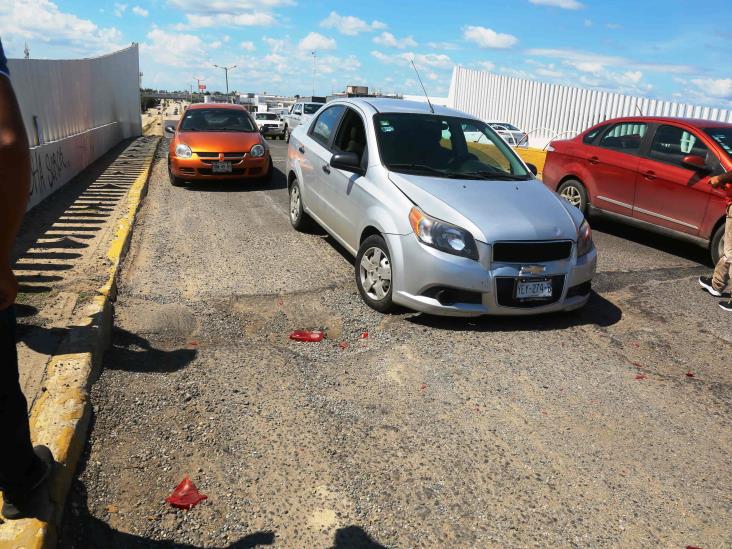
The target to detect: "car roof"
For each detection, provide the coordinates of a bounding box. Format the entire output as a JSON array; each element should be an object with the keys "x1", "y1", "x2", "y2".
[
  {"x1": 595, "y1": 116, "x2": 732, "y2": 129},
  {"x1": 186, "y1": 103, "x2": 246, "y2": 111},
  {"x1": 332, "y1": 97, "x2": 476, "y2": 119}
]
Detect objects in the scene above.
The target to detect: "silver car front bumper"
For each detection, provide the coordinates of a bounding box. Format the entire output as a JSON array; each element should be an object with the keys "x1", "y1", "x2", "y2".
[{"x1": 386, "y1": 234, "x2": 597, "y2": 317}]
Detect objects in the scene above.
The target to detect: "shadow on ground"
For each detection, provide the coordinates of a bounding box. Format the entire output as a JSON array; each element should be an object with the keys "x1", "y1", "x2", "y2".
[
  {"x1": 590, "y1": 216, "x2": 713, "y2": 266},
  {"x1": 408, "y1": 290, "x2": 622, "y2": 332},
  {"x1": 103, "y1": 327, "x2": 198, "y2": 374}
]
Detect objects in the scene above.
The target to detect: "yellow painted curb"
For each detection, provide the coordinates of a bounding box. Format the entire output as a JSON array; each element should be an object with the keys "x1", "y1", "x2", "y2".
[{"x1": 0, "y1": 137, "x2": 161, "y2": 549}]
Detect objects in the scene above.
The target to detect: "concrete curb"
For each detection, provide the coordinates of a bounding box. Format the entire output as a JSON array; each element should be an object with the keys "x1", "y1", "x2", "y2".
[{"x1": 0, "y1": 137, "x2": 161, "y2": 549}]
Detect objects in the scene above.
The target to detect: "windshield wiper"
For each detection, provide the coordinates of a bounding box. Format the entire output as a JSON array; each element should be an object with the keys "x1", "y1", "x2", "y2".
[
  {"x1": 464, "y1": 171, "x2": 530, "y2": 181},
  {"x1": 387, "y1": 163, "x2": 450, "y2": 176}
]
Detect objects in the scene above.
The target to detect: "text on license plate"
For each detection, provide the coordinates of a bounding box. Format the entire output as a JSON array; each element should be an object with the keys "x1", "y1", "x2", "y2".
[
  {"x1": 516, "y1": 279, "x2": 552, "y2": 299},
  {"x1": 212, "y1": 161, "x2": 232, "y2": 173}
]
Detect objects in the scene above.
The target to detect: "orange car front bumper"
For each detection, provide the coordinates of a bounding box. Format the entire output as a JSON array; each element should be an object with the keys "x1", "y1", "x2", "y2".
[{"x1": 170, "y1": 154, "x2": 270, "y2": 180}]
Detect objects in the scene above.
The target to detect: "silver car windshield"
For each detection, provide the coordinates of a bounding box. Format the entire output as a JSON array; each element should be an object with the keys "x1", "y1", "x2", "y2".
[{"x1": 374, "y1": 113, "x2": 531, "y2": 180}]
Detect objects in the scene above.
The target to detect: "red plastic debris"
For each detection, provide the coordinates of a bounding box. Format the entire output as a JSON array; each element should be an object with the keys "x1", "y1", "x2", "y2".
[
  {"x1": 289, "y1": 330, "x2": 325, "y2": 342},
  {"x1": 359, "y1": 332, "x2": 369, "y2": 339},
  {"x1": 187, "y1": 340, "x2": 199, "y2": 349},
  {"x1": 338, "y1": 341, "x2": 349, "y2": 350},
  {"x1": 635, "y1": 374, "x2": 646, "y2": 381},
  {"x1": 419, "y1": 383, "x2": 427, "y2": 392},
  {"x1": 165, "y1": 477, "x2": 207, "y2": 510},
  {"x1": 686, "y1": 371, "x2": 695, "y2": 378},
  {"x1": 686, "y1": 546, "x2": 703, "y2": 549}
]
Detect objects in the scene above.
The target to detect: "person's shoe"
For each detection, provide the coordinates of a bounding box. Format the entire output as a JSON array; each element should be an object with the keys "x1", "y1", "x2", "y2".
[
  {"x1": 1, "y1": 446, "x2": 54, "y2": 520},
  {"x1": 720, "y1": 300, "x2": 732, "y2": 312},
  {"x1": 699, "y1": 276, "x2": 723, "y2": 297}
]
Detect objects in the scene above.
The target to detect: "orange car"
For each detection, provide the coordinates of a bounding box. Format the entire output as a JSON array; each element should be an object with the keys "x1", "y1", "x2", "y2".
[{"x1": 166, "y1": 103, "x2": 272, "y2": 185}]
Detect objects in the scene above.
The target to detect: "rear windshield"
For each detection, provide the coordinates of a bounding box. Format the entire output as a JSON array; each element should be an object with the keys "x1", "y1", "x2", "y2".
[
  {"x1": 705, "y1": 127, "x2": 732, "y2": 159},
  {"x1": 180, "y1": 109, "x2": 255, "y2": 132},
  {"x1": 303, "y1": 103, "x2": 323, "y2": 115},
  {"x1": 256, "y1": 113, "x2": 279, "y2": 120}
]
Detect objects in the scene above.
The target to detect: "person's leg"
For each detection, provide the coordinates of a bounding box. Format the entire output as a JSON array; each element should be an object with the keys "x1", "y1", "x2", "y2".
[
  {"x1": 711, "y1": 207, "x2": 732, "y2": 293},
  {"x1": 0, "y1": 306, "x2": 41, "y2": 499}
]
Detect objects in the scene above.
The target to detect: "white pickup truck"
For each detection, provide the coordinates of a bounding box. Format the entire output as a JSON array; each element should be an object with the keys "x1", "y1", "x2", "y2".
[
  {"x1": 254, "y1": 112, "x2": 286, "y2": 139},
  {"x1": 283, "y1": 101, "x2": 324, "y2": 142}
]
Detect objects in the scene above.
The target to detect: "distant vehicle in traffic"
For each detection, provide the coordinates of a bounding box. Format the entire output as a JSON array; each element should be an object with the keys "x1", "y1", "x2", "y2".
[
  {"x1": 286, "y1": 98, "x2": 596, "y2": 317},
  {"x1": 543, "y1": 116, "x2": 732, "y2": 264},
  {"x1": 283, "y1": 101, "x2": 324, "y2": 143},
  {"x1": 166, "y1": 103, "x2": 272, "y2": 186},
  {"x1": 254, "y1": 112, "x2": 285, "y2": 139},
  {"x1": 488, "y1": 122, "x2": 527, "y2": 147}
]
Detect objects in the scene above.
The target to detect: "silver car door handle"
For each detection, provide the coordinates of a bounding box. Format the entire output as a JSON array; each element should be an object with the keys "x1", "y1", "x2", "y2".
[{"x1": 322, "y1": 165, "x2": 331, "y2": 174}]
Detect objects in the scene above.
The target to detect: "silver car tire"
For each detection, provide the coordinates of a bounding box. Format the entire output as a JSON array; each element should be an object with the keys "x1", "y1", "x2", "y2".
[
  {"x1": 356, "y1": 235, "x2": 394, "y2": 313},
  {"x1": 557, "y1": 179, "x2": 588, "y2": 214},
  {"x1": 289, "y1": 179, "x2": 313, "y2": 231}
]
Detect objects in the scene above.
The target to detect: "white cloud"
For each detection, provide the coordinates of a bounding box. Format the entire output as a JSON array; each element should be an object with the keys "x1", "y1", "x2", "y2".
[
  {"x1": 298, "y1": 32, "x2": 336, "y2": 52},
  {"x1": 319, "y1": 11, "x2": 386, "y2": 36},
  {"x1": 606, "y1": 23, "x2": 622, "y2": 29},
  {"x1": 132, "y1": 5, "x2": 148, "y2": 17},
  {"x1": 240, "y1": 41, "x2": 256, "y2": 51},
  {"x1": 113, "y1": 3, "x2": 127, "y2": 16},
  {"x1": 0, "y1": 0, "x2": 125, "y2": 56},
  {"x1": 427, "y1": 41, "x2": 460, "y2": 51},
  {"x1": 371, "y1": 50, "x2": 453, "y2": 69},
  {"x1": 167, "y1": 0, "x2": 293, "y2": 12},
  {"x1": 475, "y1": 61, "x2": 496, "y2": 71},
  {"x1": 373, "y1": 32, "x2": 417, "y2": 49},
  {"x1": 529, "y1": 0, "x2": 583, "y2": 8},
  {"x1": 690, "y1": 78, "x2": 732, "y2": 99},
  {"x1": 583, "y1": 19, "x2": 592, "y2": 27},
  {"x1": 526, "y1": 48, "x2": 695, "y2": 74},
  {"x1": 141, "y1": 26, "x2": 207, "y2": 68},
  {"x1": 176, "y1": 12, "x2": 275, "y2": 29},
  {"x1": 463, "y1": 26, "x2": 518, "y2": 49}
]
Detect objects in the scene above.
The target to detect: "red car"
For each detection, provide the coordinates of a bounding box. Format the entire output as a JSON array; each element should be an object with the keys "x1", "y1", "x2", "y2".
[{"x1": 543, "y1": 117, "x2": 732, "y2": 263}]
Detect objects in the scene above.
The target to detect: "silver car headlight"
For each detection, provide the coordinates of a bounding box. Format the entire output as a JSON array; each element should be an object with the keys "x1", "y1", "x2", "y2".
[
  {"x1": 250, "y1": 144, "x2": 265, "y2": 158},
  {"x1": 577, "y1": 220, "x2": 593, "y2": 257},
  {"x1": 175, "y1": 143, "x2": 192, "y2": 159},
  {"x1": 409, "y1": 207, "x2": 479, "y2": 260}
]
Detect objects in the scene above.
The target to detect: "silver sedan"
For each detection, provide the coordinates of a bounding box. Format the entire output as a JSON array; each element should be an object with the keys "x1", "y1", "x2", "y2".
[{"x1": 285, "y1": 98, "x2": 596, "y2": 317}]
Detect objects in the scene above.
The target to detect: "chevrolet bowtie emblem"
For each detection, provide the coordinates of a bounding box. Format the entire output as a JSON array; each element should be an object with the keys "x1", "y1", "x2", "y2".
[{"x1": 520, "y1": 265, "x2": 546, "y2": 275}]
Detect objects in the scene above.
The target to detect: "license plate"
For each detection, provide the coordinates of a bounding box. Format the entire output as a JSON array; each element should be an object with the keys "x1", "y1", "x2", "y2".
[
  {"x1": 516, "y1": 278, "x2": 553, "y2": 300},
  {"x1": 212, "y1": 161, "x2": 232, "y2": 173}
]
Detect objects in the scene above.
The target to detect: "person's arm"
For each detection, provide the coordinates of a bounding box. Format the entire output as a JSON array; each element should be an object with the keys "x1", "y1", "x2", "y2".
[
  {"x1": 709, "y1": 171, "x2": 732, "y2": 190},
  {"x1": 0, "y1": 63, "x2": 31, "y2": 310}
]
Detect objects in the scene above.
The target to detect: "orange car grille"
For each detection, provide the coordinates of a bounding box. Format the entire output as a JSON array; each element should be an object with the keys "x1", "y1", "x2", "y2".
[{"x1": 196, "y1": 152, "x2": 246, "y2": 159}]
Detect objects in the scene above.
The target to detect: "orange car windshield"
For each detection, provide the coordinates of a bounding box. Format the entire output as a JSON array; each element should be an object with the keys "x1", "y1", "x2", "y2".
[{"x1": 180, "y1": 109, "x2": 256, "y2": 133}]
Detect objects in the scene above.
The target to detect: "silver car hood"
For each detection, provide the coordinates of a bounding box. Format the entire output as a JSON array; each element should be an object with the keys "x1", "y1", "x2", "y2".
[{"x1": 388, "y1": 172, "x2": 579, "y2": 244}]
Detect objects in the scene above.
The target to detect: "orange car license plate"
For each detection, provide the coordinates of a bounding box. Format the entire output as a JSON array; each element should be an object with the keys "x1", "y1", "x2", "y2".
[{"x1": 212, "y1": 161, "x2": 232, "y2": 173}]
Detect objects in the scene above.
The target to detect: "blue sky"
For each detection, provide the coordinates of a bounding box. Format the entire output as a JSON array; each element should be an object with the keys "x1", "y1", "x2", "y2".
[{"x1": 1, "y1": 0, "x2": 731, "y2": 107}]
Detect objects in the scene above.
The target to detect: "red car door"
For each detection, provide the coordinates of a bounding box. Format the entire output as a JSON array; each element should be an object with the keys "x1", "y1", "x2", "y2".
[
  {"x1": 589, "y1": 122, "x2": 648, "y2": 216},
  {"x1": 633, "y1": 124, "x2": 712, "y2": 236}
]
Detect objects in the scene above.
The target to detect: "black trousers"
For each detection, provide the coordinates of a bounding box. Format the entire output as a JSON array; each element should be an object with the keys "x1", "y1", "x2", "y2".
[{"x1": 0, "y1": 306, "x2": 39, "y2": 498}]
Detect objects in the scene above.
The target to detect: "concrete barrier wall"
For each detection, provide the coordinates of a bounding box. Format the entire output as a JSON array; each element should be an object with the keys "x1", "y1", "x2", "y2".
[
  {"x1": 448, "y1": 67, "x2": 732, "y2": 149},
  {"x1": 8, "y1": 44, "x2": 142, "y2": 210}
]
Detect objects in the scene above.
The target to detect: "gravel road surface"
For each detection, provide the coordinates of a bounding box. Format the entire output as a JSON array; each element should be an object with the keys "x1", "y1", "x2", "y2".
[{"x1": 60, "y1": 139, "x2": 731, "y2": 548}]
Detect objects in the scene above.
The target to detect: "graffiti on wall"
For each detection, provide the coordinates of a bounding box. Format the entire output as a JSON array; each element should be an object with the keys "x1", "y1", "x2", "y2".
[{"x1": 30, "y1": 145, "x2": 71, "y2": 200}]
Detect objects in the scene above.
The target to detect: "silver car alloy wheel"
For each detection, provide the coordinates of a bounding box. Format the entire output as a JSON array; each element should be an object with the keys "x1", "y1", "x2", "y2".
[
  {"x1": 560, "y1": 185, "x2": 582, "y2": 208},
  {"x1": 359, "y1": 247, "x2": 391, "y2": 301},
  {"x1": 290, "y1": 185, "x2": 301, "y2": 223}
]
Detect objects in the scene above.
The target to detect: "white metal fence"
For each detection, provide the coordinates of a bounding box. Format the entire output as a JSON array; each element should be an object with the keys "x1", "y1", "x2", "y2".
[
  {"x1": 448, "y1": 67, "x2": 732, "y2": 149},
  {"x1": 8, "y1": 44, "x2": 142, "y2": 209}
]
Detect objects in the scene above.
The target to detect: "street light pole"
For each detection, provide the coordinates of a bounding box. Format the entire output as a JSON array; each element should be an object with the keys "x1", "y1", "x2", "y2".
[
  {"x1": 213, "y1": 64, "x2": 236, "y2": 102},
  {"x1": 311, "y1": 51, "x2": 317, "y2": 97}
]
